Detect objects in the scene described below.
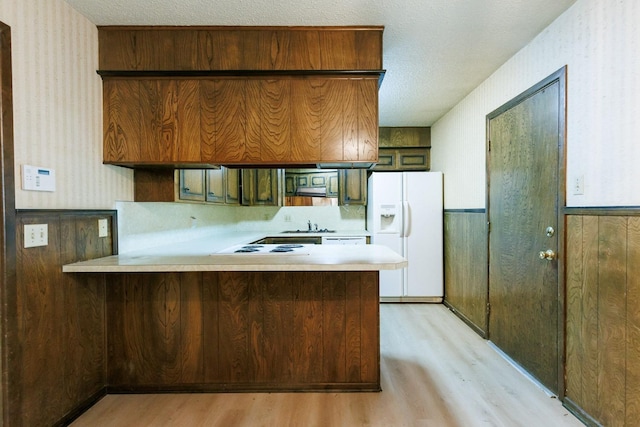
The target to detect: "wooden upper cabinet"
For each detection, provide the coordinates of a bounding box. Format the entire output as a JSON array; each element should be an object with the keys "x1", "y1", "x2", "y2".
[
  {"x1": 374, "y1": 127, "x2": 431, "y2": 171},
  {"x1": 104, "y1": 76, "x2": 379, "y2": 167},
  {"x1": 98, "y1": 26, "x2": 383, "y2": 71},
  {"x1": 104, "y1": 79, "x2": 202, "y2": 165},
  {"x1": 99, "y1": 27, "x2": 383, "y2": 168}
]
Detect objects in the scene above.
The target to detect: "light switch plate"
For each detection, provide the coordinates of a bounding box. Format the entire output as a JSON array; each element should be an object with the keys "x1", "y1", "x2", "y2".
[
  {"x1": 24, "y1": 224, "x2": 48, "y2": 248},
  {"x1": 573, "y1": 174, "x2": 585, "y2": 195},
  {"x1": 98, "y1": 219, "x2": 109, "y2": 238}
]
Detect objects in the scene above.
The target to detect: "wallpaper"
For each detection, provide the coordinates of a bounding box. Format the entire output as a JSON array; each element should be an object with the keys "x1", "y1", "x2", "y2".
[
  {"x1": 431, "y1": 0, "x2": 640, "y2": 208},
  {"x1": 0, "y1": 0, "x2": 133, "y2": 209}
]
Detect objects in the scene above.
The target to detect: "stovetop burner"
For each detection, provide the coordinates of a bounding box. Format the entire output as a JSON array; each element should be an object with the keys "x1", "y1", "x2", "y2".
[
  {"x1": 234, "y1": 248, "x2": 261, "y2": 253},
  {"x1": 218, "y1": 243, "x2": 312, "y2": 255}
]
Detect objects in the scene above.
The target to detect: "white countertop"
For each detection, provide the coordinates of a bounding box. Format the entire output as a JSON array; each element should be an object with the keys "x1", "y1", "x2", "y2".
[{"x1": 62, "y1": 231, "x2": 405, "y2": 273}]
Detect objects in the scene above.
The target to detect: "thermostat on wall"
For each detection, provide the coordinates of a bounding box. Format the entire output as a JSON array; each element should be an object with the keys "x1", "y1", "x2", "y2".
[{"x1": 22, "y1": 165, "x2": 56, "y2": 192}]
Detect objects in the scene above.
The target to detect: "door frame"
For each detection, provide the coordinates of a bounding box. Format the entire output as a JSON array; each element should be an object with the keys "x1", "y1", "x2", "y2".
[
  {"x1": 485, "y1": 66, "x2": 567, "y2": 397},
  {"x1": 0, "y1": 20, "x2": 17, "y2": 426}
]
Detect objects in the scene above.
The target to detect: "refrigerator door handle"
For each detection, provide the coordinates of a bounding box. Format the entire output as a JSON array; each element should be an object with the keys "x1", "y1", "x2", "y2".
[{"x1": 403, "y1": 201, "x2": 411, "y2": 237}]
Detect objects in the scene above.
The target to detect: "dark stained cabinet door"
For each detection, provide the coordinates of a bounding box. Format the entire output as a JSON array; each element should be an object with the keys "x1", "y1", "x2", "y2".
[
  {"x1": 178, "y1": 170, "x2": 205, "y2": 202},
  {"x1": 241, "y1": 169, "x2": 283, "y2": 206},
  {"x1": 205, "y1": 169, "x2": 225, "y2": 204},
  {"x1": 103, "y1": 77, "x2": 379, "y2": 168},
  {"x1": 103, "y1": 79, "x2": 141, "y2": 163},
  {"x1": 338, "y1": 169, "x2": 367, "y2": 206}
]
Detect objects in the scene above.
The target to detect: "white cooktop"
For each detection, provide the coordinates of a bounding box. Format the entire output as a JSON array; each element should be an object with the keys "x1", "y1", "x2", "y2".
[{"x1": 217, "y1": 244, "x2": 313, "y2": 255}]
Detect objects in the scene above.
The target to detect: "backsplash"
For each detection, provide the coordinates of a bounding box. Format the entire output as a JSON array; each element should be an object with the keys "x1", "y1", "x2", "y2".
[{"x1": 117, "y1": 202, "x2": 366, "y2": 253}]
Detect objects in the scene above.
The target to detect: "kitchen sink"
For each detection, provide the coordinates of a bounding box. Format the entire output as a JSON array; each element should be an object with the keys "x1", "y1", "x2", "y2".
[{"x1": 282, "y1": 229, "x2": 336, "y2": 233}]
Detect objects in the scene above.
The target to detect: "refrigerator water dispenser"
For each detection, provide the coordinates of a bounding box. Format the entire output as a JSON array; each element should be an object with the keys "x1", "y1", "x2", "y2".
[{"x1": 379, "y1": 204, "x2": 399, "y2": 233}]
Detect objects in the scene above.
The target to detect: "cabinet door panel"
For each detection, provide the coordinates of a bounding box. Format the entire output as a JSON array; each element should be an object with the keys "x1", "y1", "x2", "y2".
[
  {"x1": 225, "y1": 168, "x2": 240, "y2": 205},
  {"x1": 260, "y1": 80, "x2": 291, "y2": 162},
  {"x1": 211, "y1": 80, "x2": 251, "y2": 162},
  {"x1": 160, "y1": 80, "x2": 179, "y2": 161},
  {"x1": 138, "y1": 80, "x2": 201, "y2": 163},
  {"x1": 291, "y1": 79, "x2": 323, "y2": 162},
  {"x1": 339, "y1": 169, "x2": 367, "y2": 206},
  {"x1": 104, "y1": 80, "x2": 141, "y2": 162},
  {"x1": 175, "y1": 80, "x2": 201, "y2": 162},
  {"x1": 179, "y1": 170, "x2": 205, "y2": 201},
  {"x1": 322, "y1": 80, "x2": 346, "y2": 162},
  {"x1": 357, "y1": 78, "x2": 379, "y2": 162},
  {"x1": 245, "y1": 80, "x2": 263, "y2": 162},
  {"x1": 200, "y1": 80, "x2": 217, "y2": 161},
  {"x1": 139, "y1": 80, "x2": 166, "y2": 161},
  {"x1": 241, "y1": 169, "x2": 282, "y2": 206},
  {"x1": 205, "y1": 169, "x2": 226, "y2": 203},
  {"x1": 342, "y1": 80, "x2": 359, "y2": 161}
]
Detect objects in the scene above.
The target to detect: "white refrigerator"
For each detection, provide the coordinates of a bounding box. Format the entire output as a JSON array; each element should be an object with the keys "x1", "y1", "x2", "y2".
[{"x1": 367, "y1": 171, "x2": 443, "y2": 301}]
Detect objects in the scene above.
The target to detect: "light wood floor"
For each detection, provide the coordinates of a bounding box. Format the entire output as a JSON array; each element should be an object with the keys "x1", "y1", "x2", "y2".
[{"x1": 71, "y1": 304, "x2": 582, "y2": 426}]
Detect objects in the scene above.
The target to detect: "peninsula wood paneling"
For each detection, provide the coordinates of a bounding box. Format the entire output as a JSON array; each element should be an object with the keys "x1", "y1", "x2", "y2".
[
  {"x1": 98, "y1": 27, "x2": 383, "y2": 71},
  {"x1": 443, "y1": 211, "x2": 488, "y2": 336},
  {"x1": 565, "y1": 214, "x2": 640, "y2": 427},
  {"x1": 106, "y1": 271, "x2": 380, "y2": 391},
  {"x1": 9, "y1": 210, "x2": 116, "y2": 426}
]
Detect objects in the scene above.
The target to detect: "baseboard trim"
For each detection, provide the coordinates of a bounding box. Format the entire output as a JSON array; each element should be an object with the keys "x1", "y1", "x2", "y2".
[
  {"x1": 488, "y1": 341, "x2": 557, "y2": 397},
  {"x1": 380, "y1": 297, "x2": 442, "y2": 303},
  {"x1": 443, "y1": 301, "x2": 487, "y2": 338},
  {"x1": 562, "y1": 397, "x2": 603, "y2": 427},
  {"x1": 53, "y1": 388, "x2": 107, "y2": 427}
]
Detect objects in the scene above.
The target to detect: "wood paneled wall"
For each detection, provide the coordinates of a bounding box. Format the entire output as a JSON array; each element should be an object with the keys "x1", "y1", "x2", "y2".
[
  {"x1": 565, "y1": 213, "x2": 640, "y2": 427},
  {"x1": 443, "y1": 211, "x2": 488, "y2": 336},
  {"x1": 7, "y1": 210, "x2": 116, "y2": 426},
  {"x1": 107, "y1": 271, "x2": 380, "y2": 392}
]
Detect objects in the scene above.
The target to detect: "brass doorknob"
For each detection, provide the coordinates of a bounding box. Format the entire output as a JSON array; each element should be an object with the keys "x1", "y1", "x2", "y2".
[{"x1": 539, "y1": 249, "x2": 556, "y2": 260}]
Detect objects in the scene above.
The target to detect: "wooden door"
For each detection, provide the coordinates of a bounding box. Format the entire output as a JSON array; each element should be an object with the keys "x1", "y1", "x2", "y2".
[{"x1": 487, "y1": 69, "x2": 565, "y2": 393}]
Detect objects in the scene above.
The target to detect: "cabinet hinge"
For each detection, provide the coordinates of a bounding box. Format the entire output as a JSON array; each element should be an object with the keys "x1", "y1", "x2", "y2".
[{"x1": 487, "y1": 302, "x2": 491, "y2": 315}]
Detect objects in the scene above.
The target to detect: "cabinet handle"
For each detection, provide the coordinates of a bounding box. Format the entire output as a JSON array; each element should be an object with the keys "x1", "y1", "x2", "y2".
[{"x1": 183, "y1": 187, "x2": 190, "y2": 192}]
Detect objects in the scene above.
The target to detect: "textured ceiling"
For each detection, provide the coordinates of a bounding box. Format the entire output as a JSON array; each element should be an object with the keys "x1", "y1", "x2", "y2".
[{"x1": 63, "y1": 0, "x2": 576, "y2": 126}]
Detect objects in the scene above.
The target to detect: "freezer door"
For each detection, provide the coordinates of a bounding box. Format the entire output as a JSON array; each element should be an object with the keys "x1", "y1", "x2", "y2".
[
  {"x1": 404, "y1": 172, "x2": 443, "y2": 297},
  {"x1": 367, "y1": 172, "x2": 404, "y2": 297},
  {"x1": 375, "y1": 232, "x2": 404, "y2": 297}
]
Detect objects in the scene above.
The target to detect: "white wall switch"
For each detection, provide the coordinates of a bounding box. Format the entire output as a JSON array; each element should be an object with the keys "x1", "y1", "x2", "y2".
[
  {"x1": 22, "y1": 165, "x2": 56, "y2": 192},
  {"x1": 24, "y1": 224, "x2": 48, "y2": 248},
  {"x1": 98, "y1": 218, "x2": 109, "y2": 238},
  {"x1": 573, "y1": 174, "x2": 585, "y2": 195}
]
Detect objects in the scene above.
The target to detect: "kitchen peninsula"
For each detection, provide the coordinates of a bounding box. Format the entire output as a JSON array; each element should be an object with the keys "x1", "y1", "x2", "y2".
[{"x1": 63, "y1": 233, "x2": 406, "y2": 392}]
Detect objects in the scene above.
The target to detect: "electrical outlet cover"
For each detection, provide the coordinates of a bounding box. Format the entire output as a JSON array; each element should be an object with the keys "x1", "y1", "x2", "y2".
[{"x1": 98, "y1": 219, "x2": 109, "y2": 237}]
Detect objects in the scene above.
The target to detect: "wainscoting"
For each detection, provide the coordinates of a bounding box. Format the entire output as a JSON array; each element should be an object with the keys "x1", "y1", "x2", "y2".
[
  {"x1": 7, "y1": 210, "x2": 116, "y2": 426},
  {"x1": 443, "y1": 210, "x2": 488, "y2": 336},
  {"x1": 565, "y1": 210, "x2": 640, "y2": 427},
  {"x1": 444, "y1": 207, "x2": 640, "y2": 426}
]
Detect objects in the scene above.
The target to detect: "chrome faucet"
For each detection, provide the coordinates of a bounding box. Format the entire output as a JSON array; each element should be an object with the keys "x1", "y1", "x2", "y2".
[{"x1": 307, "y1": 220, "x2": 312, "y2": 231}]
